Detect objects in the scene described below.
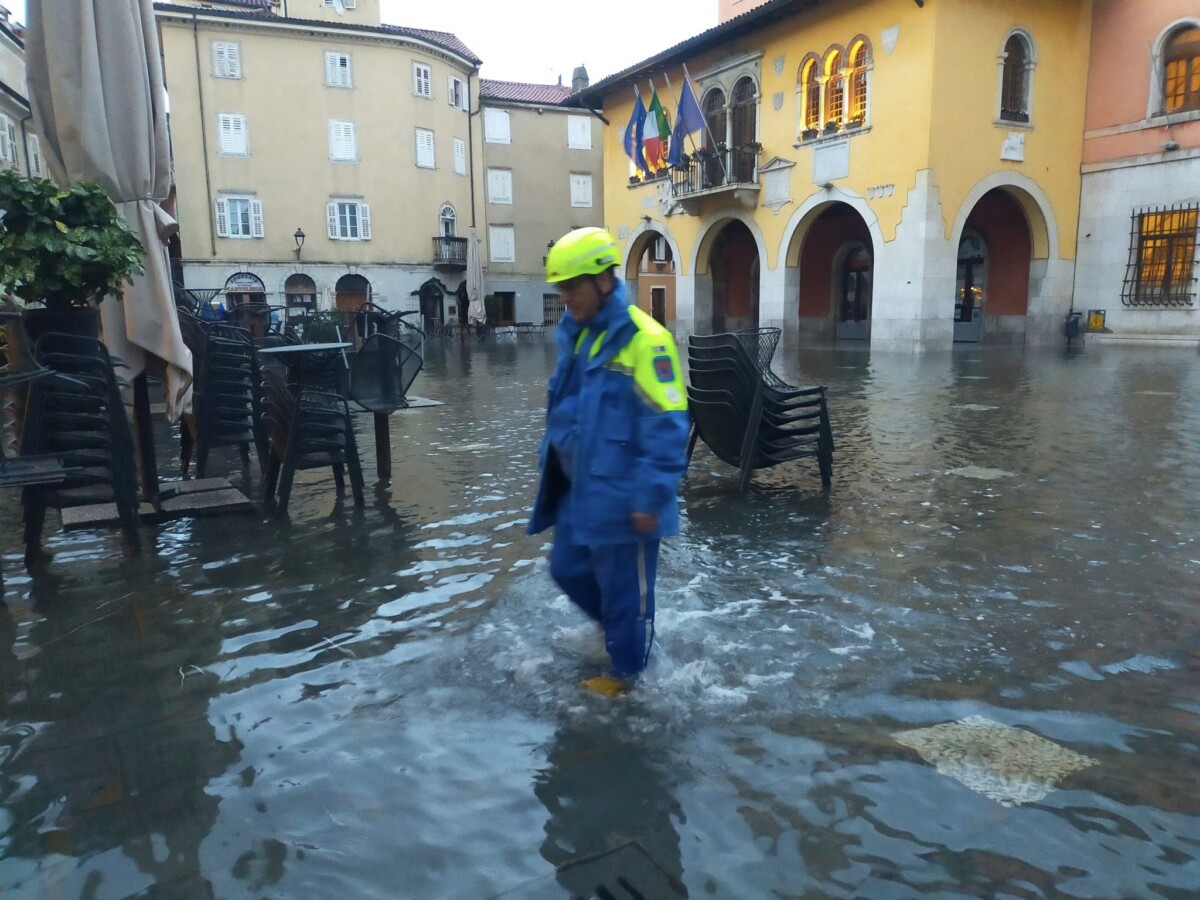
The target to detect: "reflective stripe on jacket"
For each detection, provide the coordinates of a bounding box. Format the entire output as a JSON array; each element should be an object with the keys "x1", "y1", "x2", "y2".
[{"x1": 528, "y1": 280, "x2": 690, "y2": 545}]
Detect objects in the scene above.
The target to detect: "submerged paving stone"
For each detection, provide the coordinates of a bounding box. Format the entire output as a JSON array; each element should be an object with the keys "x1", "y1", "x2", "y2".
[
  {"x1": 893, "y1": 715, "x2": 1098, "y2": 807},
  {"x1": 945, "y1": 465, "x2": 1015, "y2": 480}
]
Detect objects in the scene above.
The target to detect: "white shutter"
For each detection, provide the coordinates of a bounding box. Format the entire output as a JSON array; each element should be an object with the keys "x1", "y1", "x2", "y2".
[
  {"x1": 215, "y1": 198, "x2": 230, "y2": 237},
  {"x1": 218, "y1": 114, "x2": 247, "y2": 154},
  {"x1": 226, "y1": 43, "x2": 242, "y2": 78},
  {"x1": 489, "y1": 225, "x2": 514, "y2": 262},
  {"x1": 570, "y1": 174, "x2": 593, "y2": 207},
  {"x1": 250, "y1": 199, "x2": 264, "y2": 238},
  {"x1": 329, "y1": 121, "x2": 355, "y2": 160},
  {"x1": 325, "y1": 52, "x2": 338, "y2": 85},
  {"x1": 0, "y1": 116, "x2": 9, "y2": 164},
  {"x1": 327, "y1": 201, "x2": 339, "y2": 239},
  {"x1": 415, "y1": 129, "x2": 435, "y2": 168},
  {"x1": 568, "y1": 115, "x2": 592, "y2": 149},
  {"x1": 484, "y1": 108, "x2": 510, "y2": 143},
  {"x1": 359, "y1": 203, "x2": 371, "y2": 240},
  {"x1": 448, "y1": 76, "x2": 456, "y2": 107},
  {"x1": 453, "y1": 138, "x2": 466, "y2": 175},
  {"x1": 325, "y1": 52, "x2": 351, "y2": 87},
  {"x1": 26, "y1": 134, "x2": 43, "y2": 178},
  {"x1": 487, "y1": 169, "x2": 512, "y2": 204},
  {"x1": 413, "y1": 64, "x2": 431, "y2": 97},
  {"x1": 344, "y1": 0, "x2": 356, "y2": 7}
]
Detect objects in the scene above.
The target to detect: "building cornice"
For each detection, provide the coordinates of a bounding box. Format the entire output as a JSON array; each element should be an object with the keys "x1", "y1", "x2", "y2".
[{"x1": 0, "y1": 77, "x2": 29, "y2": 111}]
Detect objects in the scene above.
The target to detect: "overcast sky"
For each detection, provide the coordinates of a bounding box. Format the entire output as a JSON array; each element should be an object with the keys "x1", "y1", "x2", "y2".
[{"x1": 5, "y1": 1, "x2": 715, "y2": 84}]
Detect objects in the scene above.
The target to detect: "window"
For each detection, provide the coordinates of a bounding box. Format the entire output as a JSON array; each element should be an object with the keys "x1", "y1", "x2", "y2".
[
  {"x1": 327, "y1": 200, "x2": 371, "y2": 241},
  {"x1": 847, "y1": 39, "x2": 872, "y2": 123},
  {"x1": 0, "y1": 115, "x2": 16, "y2": 168},
  {"x1": 484, "y1": 108, "x2": 510, "y2": 143},
  {"x1": 413, "y1": 63, "x2": 432, "y2": 98},
  {"x1": 415, "y1": 128, "x2": 435, "y2": 168},
  {"x1": 487, "y1": 168, "x2": 512, "y2": 204},
  {"x1": 213, "y1": 41, "x2": 241, "y2": 79},
  {"x1": 217, "y1": 113, "x2": 248, "y2": 155},
  {"x1": 570, "y1": 173, "x2": 592, "y2": 207},
  {"x1": 439, "y1": 204, "x2": 457, "y2": 237},
  {"x1": 453, "y1": 137, "x2": 466, "y2": 175},
  {"x1": 543, "y1": 293, "x2": 565, "y2": 326},
  {"x1": 448, "y1": 76, "x2": 468, "y2": 111},
  {"x1": 799, "y1": 56, "x2": 820, "y2": 132},
  {"x1": 824, "y1": 50, "x2": 844, "y2": 125},
  {"x1": 1163, "y1": 26, "x2": 1200, "y2": 114},
  {"x1": 1122, "y1": 205, "x2": 1198, "y2": 307},
  {"x1": 215, "y1": 194, "x2": 264, "y2": 239},
  {"x1": 652, "y1": 236, "x2": 669, "y2": 262},
  {"x1": 323, "y1": 0, "x2": 356, "y2": 7},
  {"x1": 1000, "y1": 32, "x2": 1034, "y2": 123},
  {"x1": 328, "y1": 120, "x2": 357, "y2": 161},
  {"x1": 489, "y1": 225, "x2": 515, "y2": 262},
  {"x1": 325, "y1": 51, "x2": 352, "y2": 88},
  {"x1": 26, "y1": 134, "x2": 43, "y2": 178},
  {"x1": 567, "y1": 115, "x2": 592, "y2": 149}
]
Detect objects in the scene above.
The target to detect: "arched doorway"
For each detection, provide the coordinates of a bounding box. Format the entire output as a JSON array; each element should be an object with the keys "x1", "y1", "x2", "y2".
[
  {"x1": 624, "y1": 230, "x2": 677, "y2": 325},
  {"x1": 791, "y1": 202, "x2": 874, "y2": 344},
  {"x1": 838, "y1": 243, "x2": 872, "y2": 341},
  {"x1": 335, "y1": 273, "x2": 370, "y2": 313},
  {"x1": 954, "y1": 230, "x2": 987, "y2": 342},
  {"x1": 957, "y1": 189, "x2": 1031, "y2": 343},
  {"x1": 709, "y1": 220, "x2": 759, "y2": 333},
  {"x1": 224, "y1": 271, "x2": 266, "y2": 309},
  {"x1": 284, "y1": 273, "x2": 317, "y2": 324},
  {"x1": 413, "y1": 277, "x2": 446, "y2": 328}
]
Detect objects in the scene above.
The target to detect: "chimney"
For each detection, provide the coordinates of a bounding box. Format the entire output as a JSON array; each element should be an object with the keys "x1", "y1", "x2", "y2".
[{"x1": 572, "y1": 65, "x2": 589, "y2": 93}]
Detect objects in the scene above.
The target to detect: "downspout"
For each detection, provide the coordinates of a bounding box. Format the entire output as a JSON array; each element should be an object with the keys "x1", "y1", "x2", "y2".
[
  {"x1": 18, "y1": 112, "x2": 32, "y2": 177},
  {"x1": 468, "y1": 67, "x2": 478, "y2": 227},
  {"x1": 192, "y1": 12, "x2": 217, "y2": 256}
]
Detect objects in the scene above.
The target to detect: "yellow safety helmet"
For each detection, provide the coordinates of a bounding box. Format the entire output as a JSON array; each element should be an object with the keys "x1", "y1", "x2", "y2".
[{"x1": 545, "y1": 227, "x2": 622, "y2": 283}]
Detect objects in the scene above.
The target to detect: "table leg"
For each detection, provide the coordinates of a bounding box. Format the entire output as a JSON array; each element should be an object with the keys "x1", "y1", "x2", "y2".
[
  {"x1": 374, "y1": 412, "x2": 391, "y2": 480},
  {"x1": 133, "y1": 372, "x2": 160, "y2": 504}
]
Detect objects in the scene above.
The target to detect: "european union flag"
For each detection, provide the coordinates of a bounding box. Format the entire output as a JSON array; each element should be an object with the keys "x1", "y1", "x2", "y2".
[
  {"x1": 624, "y1": 90, "x2": 649, "y2": 175},
  {"x1": 667, "y1": 76, "x2": 705, "y2": 168}
]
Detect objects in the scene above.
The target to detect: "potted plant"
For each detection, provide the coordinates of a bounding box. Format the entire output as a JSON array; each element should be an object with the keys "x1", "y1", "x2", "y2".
[
  {"x1": 845, "y1": 117, "x2": 864, "y2": 130},
  {"x1": 823, "y1": 120, "x2": 841, "y2": 134},
  {"x1": 801, "y1": 127, "x2": 819, "y2": 141},
  {"x1": 0, "y1": 169, "x2": 144, "y2": 340}
]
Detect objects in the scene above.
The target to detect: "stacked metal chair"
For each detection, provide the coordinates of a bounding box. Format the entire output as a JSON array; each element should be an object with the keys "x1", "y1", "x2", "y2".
[
  {"x1": 687, "y1": 328, "x2": 834, "y2": 492},
  {"x1": 16, "y1": 329, "x2": 142, "y2": 562},
  {"x1": 179, "y1": 314, "x2": 266, "y2": 478}
]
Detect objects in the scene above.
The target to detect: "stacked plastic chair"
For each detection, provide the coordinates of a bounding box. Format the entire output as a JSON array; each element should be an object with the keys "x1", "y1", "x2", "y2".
[
  {"x1": 15, "y1": 329, "x2": 142, "y2": 562},
  {"x1": 687, "y1": 328, "x2": 834, "y2": 492},
  {"x1": 179, "y1": 315, "x2": 266, "y2": 478},
  {"x1": 261, "y1": 365, "x2": 364, "y2": 511}
]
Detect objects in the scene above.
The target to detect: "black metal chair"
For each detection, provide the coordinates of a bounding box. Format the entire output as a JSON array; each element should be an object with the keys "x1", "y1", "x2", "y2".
[
  {"x1": 348, "y1": 333, "x2": 424, "y2": 414},
  {"x1": 18, "y1": 331, "x2": 142, "y2": 562}
]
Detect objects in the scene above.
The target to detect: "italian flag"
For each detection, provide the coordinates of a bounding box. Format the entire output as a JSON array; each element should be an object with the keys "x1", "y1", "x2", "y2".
[{"x1": 643, "y1": 90, "x2": 671, "y2": 172}]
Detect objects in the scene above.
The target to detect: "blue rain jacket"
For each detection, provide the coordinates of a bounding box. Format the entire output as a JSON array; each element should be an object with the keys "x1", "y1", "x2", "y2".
[{"x1": 528, "y1": 280, "x2": 690, "y2": 545}]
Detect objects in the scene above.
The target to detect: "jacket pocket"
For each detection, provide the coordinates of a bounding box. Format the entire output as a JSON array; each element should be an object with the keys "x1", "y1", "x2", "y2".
[{"x1": 591, "y1": 407, "x2": 635, "y2": 476}]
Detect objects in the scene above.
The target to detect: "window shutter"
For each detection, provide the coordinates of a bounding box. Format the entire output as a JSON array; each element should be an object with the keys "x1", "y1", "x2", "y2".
[
  {"x1": 215, "y1": 198, "x2": 230, "y2": 237},
  {"x1": 488, "y1": 169, "x2": 511, "y2": 203},
  {"x1": 219, "y1": 114, "x2": 246, "y2": 154},
  {"x1": 484, "y1": 108, "x2": 510, "y2": 143},
  {"x1": 345, "y1": 123, "x2": 356, "y2": 159},
  {"x1": 344, "y1": 0, "x2": 356, "y2": 7},
  {"x1": 568, "y1": 115, "x2": 591, "y2": 149},
  {"x1": 327, "y1": 201, "x2": 339, "y2": 239},
  {"x1": 414, "y1": 64, "x2": 431, "y2": 97},
  {"x1": 416, "y1": 129, "x2": 435, "y2": 168},
  {"x1": 250, "y1": 199, "x2": 264, "y2": 238},
  {"x1": 3, "y1": 116, "x2": 16, "y2": 165},
  {"x1": 325, "y1": 52, "x2": 338, "y2": 85},
  {"x1": 454, "y1": 138, "x2": 466, "y2": 175},
  {"x1": 448, "y1": 76, "x2": 456, "y2": 107},
  {"x1": 570, "y1": 174, "x2": 592, "y2": 207},
  {"x1": 214, "y1": 42, "x2": 227, "y2": 77},
  {"x1": 27, "y1": 134, "x2": 43, "y2": 178},
  {"x1": 359, "y1": 204, "x2": 371, "y2": 240},
  {"x1": 226, "y1": 43, "x2": 241, "y2": 78}
]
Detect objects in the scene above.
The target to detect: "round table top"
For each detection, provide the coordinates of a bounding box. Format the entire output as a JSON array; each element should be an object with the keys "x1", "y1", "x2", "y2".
[{"x1": 257, "y1": 342, "x2": 351, "y2": 355}]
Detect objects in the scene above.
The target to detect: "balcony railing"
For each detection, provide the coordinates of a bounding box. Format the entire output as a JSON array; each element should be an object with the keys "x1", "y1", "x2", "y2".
[
  {"x1": 432, "y1": 235, "x2": 467, "y2": 268},
  {"x1": 670, "y1": 145, "x2": 760, "y2": 198}
]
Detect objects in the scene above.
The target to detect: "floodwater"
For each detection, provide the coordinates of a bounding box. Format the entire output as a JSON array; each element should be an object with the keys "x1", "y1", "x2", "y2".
[{"x1": 1, "y1": 338, "x2": 1198, "y2": 898}]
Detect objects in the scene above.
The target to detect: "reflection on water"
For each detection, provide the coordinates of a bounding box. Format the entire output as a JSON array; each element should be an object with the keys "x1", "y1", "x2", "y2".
[{"x1": 1, "y1": 340, "x2": 1198, "y2": 897}]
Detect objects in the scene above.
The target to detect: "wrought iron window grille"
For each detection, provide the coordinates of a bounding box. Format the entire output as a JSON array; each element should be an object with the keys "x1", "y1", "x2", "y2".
[{"x1": 1121, "y1": 203, "x2": 1198, "y2": 308}]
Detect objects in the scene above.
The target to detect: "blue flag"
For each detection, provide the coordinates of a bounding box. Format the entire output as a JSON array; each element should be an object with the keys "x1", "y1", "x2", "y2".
[
  {"x1": 624, "y1": 90, "x2": 648, "y2": 174},
  {"x1": 667, "y1": 76, "x2": 704, "y2": 167}
]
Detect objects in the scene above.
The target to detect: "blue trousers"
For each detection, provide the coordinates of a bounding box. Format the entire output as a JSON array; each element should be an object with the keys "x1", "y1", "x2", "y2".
[{"x1": 550, "y1": 515, "x2": 659, "y2": 680}]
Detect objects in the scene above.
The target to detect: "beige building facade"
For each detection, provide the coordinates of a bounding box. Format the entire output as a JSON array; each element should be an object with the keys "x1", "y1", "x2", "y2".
[
  {"x1": 155, "y1": 0, "x2": 482, "y2": 320},
  {"x1": 479, "y1": 75, "x2": 605, "y2": 326},
  {"x1": 0, "y1": 6, "x2": 45, "y2": 180}
]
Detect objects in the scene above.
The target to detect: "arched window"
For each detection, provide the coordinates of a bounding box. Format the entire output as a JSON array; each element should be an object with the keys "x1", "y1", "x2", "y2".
[
  {"x1": 731, "y1": 77, "x2": 758, "y2": 183},
  {"x1": 1163, "y1": 26, "x2": 1200, "y2": 113},
  {"x1": 799, "y1": 56, "x2": 820, "y2": 132},
  {"x1": 824, "y1": 50, "x2": 844, "y2": 126},
  {"x1": 848, "y1": 39, "x2": 873, "y2": 123},
  {"x1": 1001, "y1": 32, "x2": 1033, "y2": 122},
  {"x1": 702, "y1": 88, "x2": 727, "y2": 187},
  {"x1": 284, "y1": 273, "x2": 317, "y2": 320},
  {"x1": 439, "y1": 203, "x2": 457, "y2": 237}
]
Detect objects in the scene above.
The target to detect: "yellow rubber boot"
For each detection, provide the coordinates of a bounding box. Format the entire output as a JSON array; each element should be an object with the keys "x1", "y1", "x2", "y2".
[{"x1": 583, "y1": 675, "x2": 632, "y2": 697}]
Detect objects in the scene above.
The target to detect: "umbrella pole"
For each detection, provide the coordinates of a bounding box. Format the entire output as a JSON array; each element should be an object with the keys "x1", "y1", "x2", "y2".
[
  {"x1": 374, "y1": 413, "x2": 391, "y2": 481},
  {"x1": 133, "y1": 372, "x2": 160, "y2": 505}
]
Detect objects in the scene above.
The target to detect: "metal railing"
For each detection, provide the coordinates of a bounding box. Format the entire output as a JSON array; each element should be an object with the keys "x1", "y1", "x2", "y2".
[
  {"x1": 432, "y1": 236, "x2": 468, "y2": 266},
  {"x1": 670, "y1": 145, "x2": 760, "y2": 197}
]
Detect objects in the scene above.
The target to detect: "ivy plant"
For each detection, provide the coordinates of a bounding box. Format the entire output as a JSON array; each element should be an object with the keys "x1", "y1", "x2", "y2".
[{"x1": 0, "y1": 169, "x2": 145, "y2": 311}]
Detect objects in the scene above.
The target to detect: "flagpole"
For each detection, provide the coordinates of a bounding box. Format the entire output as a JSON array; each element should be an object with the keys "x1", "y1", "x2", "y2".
[
  {"x1": 682, "y1": 63, "x2": 727, "y2": 182},
  {"x1": 663, "y1": 70, "x2": 702, "y2": 160}
]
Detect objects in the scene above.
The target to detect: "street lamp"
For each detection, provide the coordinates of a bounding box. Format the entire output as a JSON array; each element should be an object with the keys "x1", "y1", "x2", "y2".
[{"x1": 293, "y1": 227, "x2": 306, "y2": 262}]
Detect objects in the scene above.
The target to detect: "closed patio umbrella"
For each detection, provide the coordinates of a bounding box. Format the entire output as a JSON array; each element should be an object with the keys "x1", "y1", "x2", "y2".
[
  {"x1": 465, "y1": 226, "x2": 486, "y2": 325},
  {"x1": 25, "y1": 0, "x2": 192, "y2": 422}
]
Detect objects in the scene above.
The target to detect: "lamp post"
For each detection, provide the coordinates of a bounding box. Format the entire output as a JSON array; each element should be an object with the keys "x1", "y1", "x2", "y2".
[{"x1": 293, "y1": 227, "x2": 306, "y2": 262}]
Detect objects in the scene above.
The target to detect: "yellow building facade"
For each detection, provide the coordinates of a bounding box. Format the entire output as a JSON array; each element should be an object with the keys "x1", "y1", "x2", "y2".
[
  {"x1": 581, "y1": 0, "x2": 1092, "y2": 351},
  {"x1": 156, "y1": 0, "x2": 482, "y2": 317}
]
